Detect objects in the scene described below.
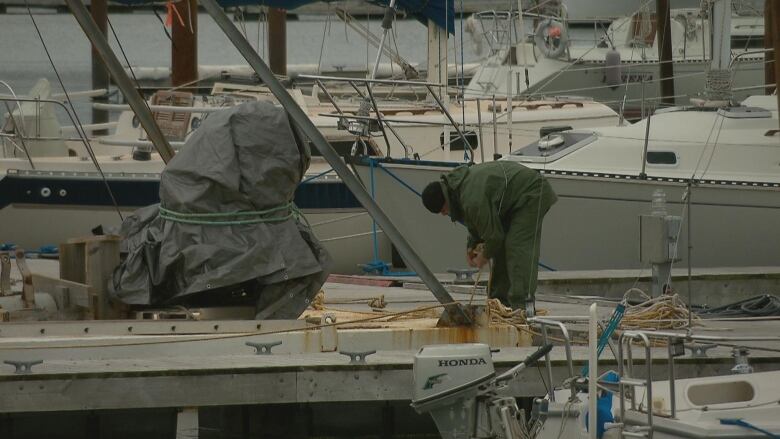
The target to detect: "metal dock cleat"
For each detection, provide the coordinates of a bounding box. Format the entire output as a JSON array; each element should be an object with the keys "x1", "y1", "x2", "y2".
[{"x1": 246, "y1": 341, "x2": 283, "y2": 355}]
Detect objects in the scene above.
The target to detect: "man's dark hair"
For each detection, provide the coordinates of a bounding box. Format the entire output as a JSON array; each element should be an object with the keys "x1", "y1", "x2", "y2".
[{"x1": 421, "y1": 181, "x2": 445, "y2": 213}]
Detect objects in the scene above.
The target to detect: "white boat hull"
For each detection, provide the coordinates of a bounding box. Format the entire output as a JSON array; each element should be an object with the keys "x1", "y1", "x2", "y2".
[{"x1": 351, "y1": 160, "x2": 780, "y2": 272}]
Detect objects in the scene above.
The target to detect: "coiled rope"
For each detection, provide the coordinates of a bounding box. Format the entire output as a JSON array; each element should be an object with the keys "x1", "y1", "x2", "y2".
[
  {"x1": 697, "y1": 295, "x2": 780, "y2": 319},
  {"x1": 620, "y1": 289, "x2": 698, "y2": 330}
]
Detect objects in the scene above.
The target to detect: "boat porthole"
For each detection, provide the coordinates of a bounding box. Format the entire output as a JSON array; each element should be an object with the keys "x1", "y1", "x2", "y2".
[
  {"x1": 40, "y1": 187, "x2": 51, "y2": 198},
  {"x1": 191, "y1": 117, "x2": 201, "y2": 130},
  {"x1": 59, "y1": 189, "x2": 67, "y2": 197},
  {"x1": 132, "y1": 115, "x2": 140, "y2": 128}
]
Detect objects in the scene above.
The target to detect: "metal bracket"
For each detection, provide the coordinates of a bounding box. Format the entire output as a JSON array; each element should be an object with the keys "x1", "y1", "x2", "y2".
[
  {"x1": 339, "y1": 350, "x2": 376, "y2": 364},
  {"x1": 447, "y1": 268, "x2": 479, "y2": 283},
  {"x1": 246, "y1": 341, "x2": 282, "y2": 355},
  {"x1": 731, "y1": 347, "x2": 753, "y2": 374},
  {"x1": 4, "y1": 360, "x2": 43, "y2": 374},
  {"x1": 322, "y1": 312, "x2": 337, "y2": 324},
  {"x1": 0, "y1": 252, "x2": 10, "y2": 295},
  {"x1": 684, "y1": 342, "x2": 717, "y2": 358},
  {"x1": 15, "y1": 249, "x2": 35, "y2": 307}
]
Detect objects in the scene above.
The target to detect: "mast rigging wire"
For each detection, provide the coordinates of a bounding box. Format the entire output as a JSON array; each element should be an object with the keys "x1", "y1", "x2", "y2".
[{"x1": 25, "y1": 0, "x2": 124, "y2": 221}]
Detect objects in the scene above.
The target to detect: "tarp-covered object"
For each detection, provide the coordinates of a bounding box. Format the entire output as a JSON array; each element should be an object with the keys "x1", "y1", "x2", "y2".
[{"x1": 109, "y1": 101, "x2": 332, "y2": 319}]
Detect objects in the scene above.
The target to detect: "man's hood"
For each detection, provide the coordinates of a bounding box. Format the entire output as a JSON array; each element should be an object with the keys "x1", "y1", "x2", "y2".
[{"x1": 440, "y1": 164, "x2": 471, "y2": 222}]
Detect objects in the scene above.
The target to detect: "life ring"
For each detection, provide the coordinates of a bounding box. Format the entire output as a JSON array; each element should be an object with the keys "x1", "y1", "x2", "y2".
[{"x1": 534, "y1": 18, "x2": 568, "y2": 59}]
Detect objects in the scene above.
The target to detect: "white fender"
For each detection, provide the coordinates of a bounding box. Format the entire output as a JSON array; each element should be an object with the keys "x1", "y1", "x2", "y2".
[{"x1": 604, "y1": 49, "x2": 622, "y2": 88}]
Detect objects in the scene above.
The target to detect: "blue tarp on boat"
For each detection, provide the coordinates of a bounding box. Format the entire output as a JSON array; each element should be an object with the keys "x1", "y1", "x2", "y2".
[{"x1": 111, "y1": 0, "x2": 455, "y2": 33}]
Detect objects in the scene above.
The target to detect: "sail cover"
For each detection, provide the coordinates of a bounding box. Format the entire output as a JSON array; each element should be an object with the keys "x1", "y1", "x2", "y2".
[
  {"x1": 110, "y1": 0, "x2": 455, "y2": 34},
  {"x1": 109, "y1": 101, "x2": 332, "y2": 319}
]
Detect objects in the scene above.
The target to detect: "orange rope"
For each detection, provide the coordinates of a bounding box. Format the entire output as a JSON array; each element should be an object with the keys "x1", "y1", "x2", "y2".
[{"x1": 165, "y1": 0, "x2": 186, "y2": 28}]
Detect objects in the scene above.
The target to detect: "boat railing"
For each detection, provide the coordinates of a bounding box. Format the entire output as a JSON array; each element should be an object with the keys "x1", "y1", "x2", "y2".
[
  {"x1": 527, "y1": 316, "x2": 577, "y2": 402},
  {"x1": 297, "y1": 74, "x2": 476, "y2": 161},
  {"x1": 617, "y1": 330, "x2": 780, "y2": 438},
  {"x1": 0, "y1": 96, "x2": 97, "y2": 168},
  {"x1": 527, "y1": 315, "x2": 780, "y2": 438}
]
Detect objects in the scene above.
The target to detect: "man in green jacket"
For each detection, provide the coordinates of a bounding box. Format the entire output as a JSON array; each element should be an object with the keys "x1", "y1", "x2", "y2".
[{"x1": 421, "y1": 161, "x2": 557, "y2": 316}]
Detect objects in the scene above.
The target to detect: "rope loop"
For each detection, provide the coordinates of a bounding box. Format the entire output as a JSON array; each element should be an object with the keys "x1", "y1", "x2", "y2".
[{"x1": 159, "y1": 202, "x2": 300, "y2": 225}]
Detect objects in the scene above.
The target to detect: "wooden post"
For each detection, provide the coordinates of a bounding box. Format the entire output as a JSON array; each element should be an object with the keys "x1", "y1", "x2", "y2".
[
  {"x1": 268, "y1": 7, "x2": 287, "y2": 76},
  {"x1": 657, "y1": 0, "x2": 675, "y2": 106},
  {"x1": 90, "y1": 0, "x2": 109, "y2": 133},
  {"x1": 766, "y1": 0, "x2": 776, "y2": 95},
  {"x1": 172, "y1": 0, "x2": 198, "y2": 87},
  {"x1": 60, "y1": 235, "x2": 122, "y2": 319}
]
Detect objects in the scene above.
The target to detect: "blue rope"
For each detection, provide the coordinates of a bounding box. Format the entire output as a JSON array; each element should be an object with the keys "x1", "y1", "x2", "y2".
[
  {"x1": 583, "y1": 303, "x2": 625, "y2": 375},
  {"x1": 301, "y1": 168, "x2": 334, "y2": 185},
  {"x1": 361, "y1": 159, "x2": 416, "y2": 276},
  {"x1": 720, "y1": 419, "x2": 780, "y2": 438},
  {"x1": 372, "y1": 159, "x2": 423, "y2": 197}
]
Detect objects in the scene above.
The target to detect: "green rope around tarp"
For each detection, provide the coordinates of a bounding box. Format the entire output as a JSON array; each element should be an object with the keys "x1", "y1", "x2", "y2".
[{"x1": 159, "y1": 202, "x2": 300, "y2": 225}]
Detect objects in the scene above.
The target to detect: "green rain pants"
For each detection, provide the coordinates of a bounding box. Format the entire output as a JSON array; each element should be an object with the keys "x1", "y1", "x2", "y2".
[{"x1": 489, "y1": 188, "x2": 554, "y2": 309}]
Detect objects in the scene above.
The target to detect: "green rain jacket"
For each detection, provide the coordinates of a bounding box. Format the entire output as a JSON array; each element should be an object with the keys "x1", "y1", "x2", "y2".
[{"x1": 441, "y1": 162, "x2": 557, "y2": 258}]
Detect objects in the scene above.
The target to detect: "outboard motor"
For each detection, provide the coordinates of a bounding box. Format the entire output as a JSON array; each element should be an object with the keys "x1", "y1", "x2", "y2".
[{"x1": 411, "y1": 343, "x2": 553, "y2": 439}]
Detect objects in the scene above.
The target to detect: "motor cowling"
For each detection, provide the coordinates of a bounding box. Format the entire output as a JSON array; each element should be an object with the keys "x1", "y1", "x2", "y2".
[{"x1": 411, "y1": 344, "x2": 495, "y2": 439}]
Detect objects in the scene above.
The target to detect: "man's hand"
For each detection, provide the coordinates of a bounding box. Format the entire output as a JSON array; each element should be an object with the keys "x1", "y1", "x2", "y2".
[
  {"x1": 472, "y1": 252, "x2": 488, "y2": 268},
  {"x1": 466, "y1": 248, "x2": 479, "y2": 267},
  {"x1": 466, "y1": 244, "x2": 488, "y2": 268}
]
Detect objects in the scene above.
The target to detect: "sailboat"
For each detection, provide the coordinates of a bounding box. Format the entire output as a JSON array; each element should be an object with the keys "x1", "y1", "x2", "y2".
[{"x1": 463, "y1": 3, "x2": 766, "y2": 113}]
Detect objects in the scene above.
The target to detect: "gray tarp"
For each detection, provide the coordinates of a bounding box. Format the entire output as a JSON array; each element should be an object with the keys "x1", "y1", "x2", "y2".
[{"x1": 109, "y1": 101, "x2": 332, "y2": 319}]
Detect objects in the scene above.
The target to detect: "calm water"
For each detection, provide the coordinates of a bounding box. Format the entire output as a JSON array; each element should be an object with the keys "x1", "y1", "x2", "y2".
[{"x1": 0, "y1": 11, "x2": 489, "y2": 120}]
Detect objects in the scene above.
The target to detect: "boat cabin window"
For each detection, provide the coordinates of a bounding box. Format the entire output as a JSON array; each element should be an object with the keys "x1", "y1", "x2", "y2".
[
  {"x1": 687, "y1": 381, "x2": 755, "y2": 406},
  {"x1": 646, "y1": 151, "x2": 677, "y2": 165},
  {"x1": 732, "y1": 35, "x2": 764, "y2": 50},
  {"x1": 511, "y1": 132, "x2": 592, "y2": 158},
  {"x1": 440, "y1": 131, "x2": 479, "y2": 151}
]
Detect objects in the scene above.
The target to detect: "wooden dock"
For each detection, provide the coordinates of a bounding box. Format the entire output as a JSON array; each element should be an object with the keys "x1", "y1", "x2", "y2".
[{"x1": 2, "y1": 259, "x2": 780, "y2": 437}]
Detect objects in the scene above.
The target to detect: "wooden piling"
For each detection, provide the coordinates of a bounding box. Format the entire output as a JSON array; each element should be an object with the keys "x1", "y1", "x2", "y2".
[
  {"x1": 89, "y1": 0, "x2": 109, "y2": 133},
  {"x1": 656, "y1": 0, "x2": 675, "y2": 106},
  {"x1": 268, "y1": 7, "x2": 287, "y2": 76},
  {"x1": 172, "y1": 0, "x2": 198, "y2": 87}
]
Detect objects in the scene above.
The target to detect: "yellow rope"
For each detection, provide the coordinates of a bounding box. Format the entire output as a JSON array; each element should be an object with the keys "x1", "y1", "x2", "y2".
[{"x1": 620, "y1": 290, "x2": 699, "y2": 330}]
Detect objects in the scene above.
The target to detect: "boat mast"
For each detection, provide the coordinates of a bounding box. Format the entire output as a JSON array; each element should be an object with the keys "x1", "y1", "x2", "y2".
[
  {"x1": 199, "y1": 0, "x2": 472, "y2": 326},
  {"x1": 704, "y1": 0, "x2": 732, "y2": 103},
  {"x1": 427, "y1": 19, "x2": 448, "y2": 102}
]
